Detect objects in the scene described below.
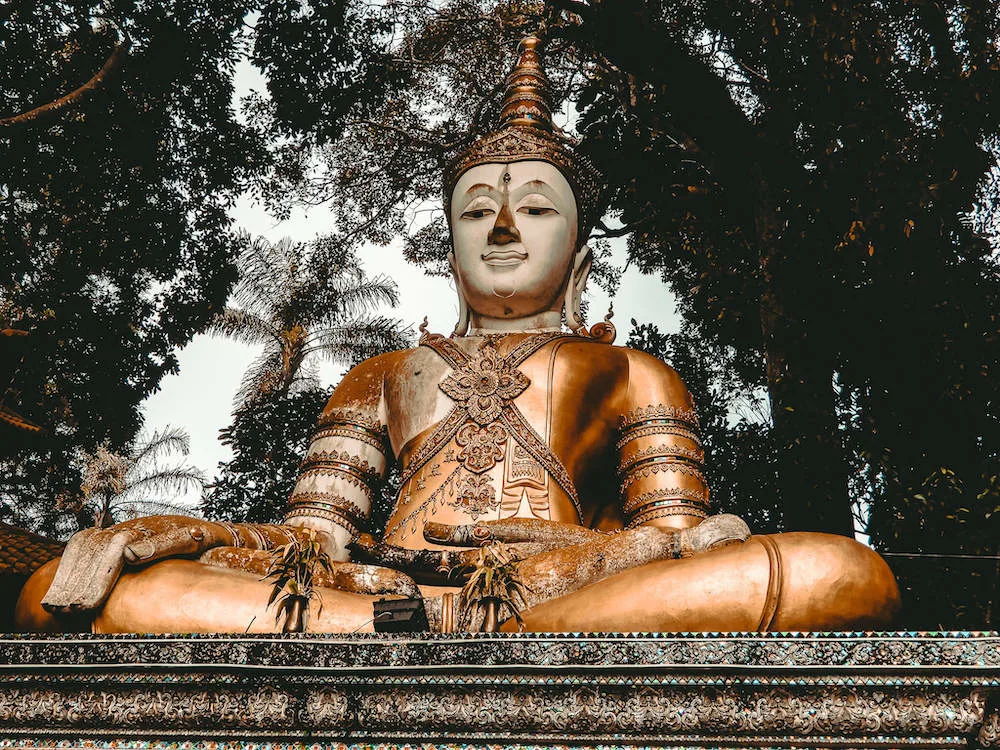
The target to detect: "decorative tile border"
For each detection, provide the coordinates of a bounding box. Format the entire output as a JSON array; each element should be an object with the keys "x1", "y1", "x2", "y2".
[{"x1": 0, "y1": 632, "x2": 995, "y2": 748}]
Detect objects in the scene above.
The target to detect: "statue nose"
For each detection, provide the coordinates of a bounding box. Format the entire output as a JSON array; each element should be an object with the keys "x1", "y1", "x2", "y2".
[{"x1": 487, "y1": 202, "x2": 521, "y2": 245}]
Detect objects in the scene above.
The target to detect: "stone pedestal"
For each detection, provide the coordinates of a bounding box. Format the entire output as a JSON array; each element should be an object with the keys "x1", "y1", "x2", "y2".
[{"x1": 0, "y1": 632, "x2": 997, "y2": 748}]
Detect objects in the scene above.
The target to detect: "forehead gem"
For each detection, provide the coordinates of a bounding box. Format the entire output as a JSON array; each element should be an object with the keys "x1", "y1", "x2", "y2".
[{"x1": 502, "y1": 171, "x2": 512, "y2": 184}]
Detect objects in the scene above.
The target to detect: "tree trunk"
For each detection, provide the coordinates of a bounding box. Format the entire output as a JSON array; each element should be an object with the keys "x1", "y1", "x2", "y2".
[{"x1": 755, "y1": 174, "x2": 854, "y2": 537}]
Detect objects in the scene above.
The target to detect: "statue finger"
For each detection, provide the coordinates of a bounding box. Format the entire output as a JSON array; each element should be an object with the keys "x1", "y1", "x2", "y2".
[
  {"x1": 424, "y1": 518, "x2": 601, "y2": 547},
  {"x1": 122, "y1": 520, "x2": 230, "y2": 564},
  {"x1": 323, "y1": 563, "x2": 420, "y2": 599},
  {"x1": 348, "y1": 536, "x2": 470, "y2": 583}
]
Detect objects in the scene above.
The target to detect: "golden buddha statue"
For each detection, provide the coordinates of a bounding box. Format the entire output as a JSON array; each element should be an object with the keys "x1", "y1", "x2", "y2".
[{"x1": 15, "y1": 37, "x2": 899, "y2": 635}]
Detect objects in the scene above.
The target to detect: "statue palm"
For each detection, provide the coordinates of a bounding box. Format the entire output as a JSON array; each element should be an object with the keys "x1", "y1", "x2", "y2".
[{"x1": 210, "y1": 234, "x2": 407, "y2": 409}]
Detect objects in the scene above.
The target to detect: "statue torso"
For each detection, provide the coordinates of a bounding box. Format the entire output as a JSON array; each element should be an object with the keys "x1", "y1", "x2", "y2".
[{"x1": 380, "y1": 333, "x2": 629, "y2": 548}]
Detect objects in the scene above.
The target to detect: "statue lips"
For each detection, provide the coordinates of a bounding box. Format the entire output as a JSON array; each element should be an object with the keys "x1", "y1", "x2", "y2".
[{"x1": 481, "y1": 248, "x2": 528, "y2": 267}]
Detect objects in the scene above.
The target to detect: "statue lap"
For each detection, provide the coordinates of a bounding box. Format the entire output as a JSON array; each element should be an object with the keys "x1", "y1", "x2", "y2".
[{"x1": 18, "y1": 531, "x2": 897, "y2": 633}]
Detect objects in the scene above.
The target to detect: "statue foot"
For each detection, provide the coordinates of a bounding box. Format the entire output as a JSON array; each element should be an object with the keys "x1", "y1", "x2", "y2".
[{"x1": 677, "y1": 513, "x2": 751, "y2": 557}]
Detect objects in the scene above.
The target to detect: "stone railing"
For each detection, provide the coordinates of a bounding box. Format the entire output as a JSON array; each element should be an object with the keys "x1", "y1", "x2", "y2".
[{"x1": 0, "y1": 631, "x2": 997, "y2": 748}]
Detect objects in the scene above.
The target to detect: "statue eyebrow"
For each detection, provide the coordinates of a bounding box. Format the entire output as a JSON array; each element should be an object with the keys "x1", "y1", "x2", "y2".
[
  {"x1": 511, "y1": 179, "x2": 557, "y2": 200},
  {"x1": 464, "y1": 183, "x2": 497, "y2": 195}
]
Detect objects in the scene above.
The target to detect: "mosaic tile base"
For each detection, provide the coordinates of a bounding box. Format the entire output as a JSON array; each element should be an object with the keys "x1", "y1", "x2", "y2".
[{"x1": 0, "y1": 632, "x2": 995, "y2": 749}]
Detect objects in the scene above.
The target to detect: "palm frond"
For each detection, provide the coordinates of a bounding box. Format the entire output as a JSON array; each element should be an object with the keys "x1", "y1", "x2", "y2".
[
  {"x1": 305, "y1": 316, "x2": 410, "y2": 364},
  {"x1": 232, "y1": 346, "x2": 286, "y2": 409},
  {"x1": 129, "y1": 426, "x2": 192, "y2": 466},
  {"x1": 207, "y1": 308, "x2": 282, "y2": 347},
  {"x1": 234, "y1": 235, "x2": 307, "y2": 319},
  {"x1": 120, "y1": 465, "x2": 206, "y2": 501},
  {"x1": 311, "y1": 274, "x2": 400, "y2": 323},
  {"x1": 217, "y1": 232, "x2": 406, "y2": 408}
]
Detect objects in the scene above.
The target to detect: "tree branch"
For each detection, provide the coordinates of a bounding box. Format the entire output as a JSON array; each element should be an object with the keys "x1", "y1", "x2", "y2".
[
  {"x1": 547, "y1": 0, "x2": 767, "y2": 196},
  {"x1": 0, "y1": 37, "x2": 130, "y2": 132},
  {"x1": 547, "y1": 0, "x2": 594, "y2": 22}
]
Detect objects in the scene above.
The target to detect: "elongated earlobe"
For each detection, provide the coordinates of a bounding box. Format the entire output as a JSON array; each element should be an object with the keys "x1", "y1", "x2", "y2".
[
  {"x1": 564, "y1": 245, "x2": 593, "y2": 335},
  {"x1": 448, "y1": 252, "x2": 470, "y2": 337}
]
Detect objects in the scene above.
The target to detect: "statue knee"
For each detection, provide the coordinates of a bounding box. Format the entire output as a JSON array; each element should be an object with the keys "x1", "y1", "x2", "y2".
[
  {"x1": 771, "y1": 532, "x2": 900, "y2": 630},
  {"x1": 14, "y1": 558, "x2": 90, "y2": 633}
]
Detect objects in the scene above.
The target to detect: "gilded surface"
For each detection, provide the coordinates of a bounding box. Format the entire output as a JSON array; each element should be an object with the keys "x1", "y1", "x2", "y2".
[{"x1": 20, "y1": 33, "x2": 900, "y2": 638}]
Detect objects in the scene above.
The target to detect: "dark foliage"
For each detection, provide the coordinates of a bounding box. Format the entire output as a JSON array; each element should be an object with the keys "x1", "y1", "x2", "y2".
[
  {"x1": 0, "y1": 1, "x2": 263, "y2": 535},
  {"x1": 203, "y1": 387, "x2": 329, "y2": 524},
  {"x1": 560, "y1": 0, "x2": 1000, "y2": 550}
]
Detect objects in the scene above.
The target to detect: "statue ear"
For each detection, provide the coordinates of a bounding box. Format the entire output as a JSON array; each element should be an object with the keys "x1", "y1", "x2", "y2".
[
  {"x1": 565, "y1": 244, "x2": 593, "y2": 335},
  {"x1": 447, "y1": 251, "x2": 470, "y2": 336},
  {"x1": 573, "y1": 244, "x2": 593, "y2": 297}
]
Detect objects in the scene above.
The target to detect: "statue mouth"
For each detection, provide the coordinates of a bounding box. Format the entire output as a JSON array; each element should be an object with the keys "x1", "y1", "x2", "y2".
[{"x1": 482, "y1": 249, "x2": 528, "y2": 266}]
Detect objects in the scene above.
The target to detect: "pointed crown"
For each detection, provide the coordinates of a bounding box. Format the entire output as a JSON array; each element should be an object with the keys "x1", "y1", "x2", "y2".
[{"x1": 443, "y1": 36, "x2": 604, "y2": 239}]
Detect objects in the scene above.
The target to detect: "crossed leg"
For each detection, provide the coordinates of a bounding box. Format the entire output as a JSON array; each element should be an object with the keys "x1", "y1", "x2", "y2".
[
  {"x1": 501, "y1": 532, "x2": 900, "y2": 632},
  {"x1": 17, "y1": 531, "x2": 898, "y2": 634}
]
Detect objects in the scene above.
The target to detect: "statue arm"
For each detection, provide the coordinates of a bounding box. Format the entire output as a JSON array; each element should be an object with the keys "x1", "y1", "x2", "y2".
[
  {"x1": 280, "y1": 352, "x2": 395, "y2": 561},
  {"x1": 618, "y1": 349, "x2": 710, "y2": 531}
]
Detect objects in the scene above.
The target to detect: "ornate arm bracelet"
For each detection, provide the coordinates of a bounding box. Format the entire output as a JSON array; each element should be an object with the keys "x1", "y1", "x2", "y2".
[
  {"x1": 283, "y1": 492, "x2": 368, "y2": 538},
  {"x1": 296, "y1": 450, "x2": 382, "y2": 500},
  {"x1": 213, "y1": 522, "x2": 297, "y2": 550},
  {"x1": 617, "y1": 443, "x2": 705, "y2": 476},
  {"x1": 619, "y1": 460, "x2": 707, "y2": 494},
  {"x1": 313, "y1": 408, "x2": 390, "y2": 454}
]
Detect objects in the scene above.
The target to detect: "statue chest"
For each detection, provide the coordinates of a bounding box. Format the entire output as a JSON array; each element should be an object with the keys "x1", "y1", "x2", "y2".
[{"x1": 380, "y1": 336, "x2": 627, "y2": 546}]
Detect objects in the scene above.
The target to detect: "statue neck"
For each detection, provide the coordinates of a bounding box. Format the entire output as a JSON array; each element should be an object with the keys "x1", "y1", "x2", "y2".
[{"x1": 466, "y1": 309, "x2": 563, "y2": 336}]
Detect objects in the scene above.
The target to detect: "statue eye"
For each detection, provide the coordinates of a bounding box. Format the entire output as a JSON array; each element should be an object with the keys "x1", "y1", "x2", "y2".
[
  {"x1": 462, "y1": 208, "x2": 496, "y2": 219},
  {"x1": 518, "y1": 206, "x2": 557, "y2": 216}
]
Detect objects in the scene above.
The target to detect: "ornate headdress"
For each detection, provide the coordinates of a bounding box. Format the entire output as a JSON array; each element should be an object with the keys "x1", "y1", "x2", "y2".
[{"x1": 443, "y1": 36, "x2": 604, "y2": 238}]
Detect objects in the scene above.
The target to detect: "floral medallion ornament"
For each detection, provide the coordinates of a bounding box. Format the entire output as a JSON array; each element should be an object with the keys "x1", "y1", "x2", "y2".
[
  {"x1": 439, "y1": 339, "x2": 529, "y2": 426},
  {"x1": 451, "y1": 471, "x2": 496, "y2": 519},
  {"x1": 456, "y1": 421, "x2": 509, "y2": 473}
]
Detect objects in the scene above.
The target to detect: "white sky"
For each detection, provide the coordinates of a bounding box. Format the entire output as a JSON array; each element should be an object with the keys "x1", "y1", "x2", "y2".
[{"x1": 140, "y1": 61, "x2": 682, "y2": 506}]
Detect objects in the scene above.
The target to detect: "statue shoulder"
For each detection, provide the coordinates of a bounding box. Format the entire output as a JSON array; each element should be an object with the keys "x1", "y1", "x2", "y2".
[
  {"x1": 620, "y1": 345, "x2": 695, "y2": 413},
  {"x1": 322, "y1": 347, "x2": 418, "y2": 414}
]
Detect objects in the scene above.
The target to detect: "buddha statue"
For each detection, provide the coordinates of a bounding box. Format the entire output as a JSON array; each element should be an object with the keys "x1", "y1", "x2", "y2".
[{"x1": 15, "y1": 37, "x2": 899, "y2": 635}]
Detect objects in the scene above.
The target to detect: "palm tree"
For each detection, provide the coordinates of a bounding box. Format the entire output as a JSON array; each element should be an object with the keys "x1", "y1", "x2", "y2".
[
  {"x1": 79, "y1": 427, "x2": 204, "y2": 528},
  {"x1": 211, "y1": 233, "x2": 407, "y2": 409}
]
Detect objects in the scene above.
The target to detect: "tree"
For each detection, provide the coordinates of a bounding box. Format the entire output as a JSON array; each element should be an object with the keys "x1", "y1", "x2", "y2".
[
  {"x1": 555, "y1": 0, "x2": 1000, "y2": 549},
  {"x1": 68, "y1": 427, "x2": 203, "y2": 529},
  {"x1": 202, "y1": 234, "x2": 410, "y2": 524},
  {"x1": 209, "y1": 234, "x2": 406, "y2": 409},
  {"x1": 202, "y1": 386, "x2": 329, "y2": 524},
  {"x1": 0, "y1": 2, "x2": 264, "y2": 535},
  {"x1": 239, "y1": 0, "x2": 1000, "y2": 551}
]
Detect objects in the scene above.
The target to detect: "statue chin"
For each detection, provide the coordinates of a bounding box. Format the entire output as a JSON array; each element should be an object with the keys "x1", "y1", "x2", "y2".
[{"x1": 12, "y1": 34, "x2": 902, "y2": 636}]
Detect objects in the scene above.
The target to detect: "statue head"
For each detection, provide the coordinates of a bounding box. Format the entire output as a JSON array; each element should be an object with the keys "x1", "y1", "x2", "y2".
[{"x1": 442, "y1": 37, "x2": 604, "y2": 335}]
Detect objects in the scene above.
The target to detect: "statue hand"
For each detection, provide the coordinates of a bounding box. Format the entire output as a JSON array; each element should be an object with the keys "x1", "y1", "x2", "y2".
[
  {"x1": 42, "y1": 516, "x2": 239, "y2": 614},
  {"x1": 199, "y1": 547, "x2": 421, "y2": 599},
  {"x1": 423, "y1": 517, "x2": 602, "y2": 549},
  {"x1": 348, "y1": 532, "x2": 551, "y2": 583}
]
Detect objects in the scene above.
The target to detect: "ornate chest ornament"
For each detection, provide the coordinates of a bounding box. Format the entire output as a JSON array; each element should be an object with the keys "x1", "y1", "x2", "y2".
[
  {"x1": 440, "y1": 339, "x2": 529, "y2": 427},
  {"x1": 389, "y1": 332, "x2": 581, "y2": 534}
]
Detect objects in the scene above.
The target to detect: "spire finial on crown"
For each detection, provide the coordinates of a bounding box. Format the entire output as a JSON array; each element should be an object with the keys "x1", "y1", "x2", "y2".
[{"x1": 497, "y1": 36, "x2": 553, "y2": 132}]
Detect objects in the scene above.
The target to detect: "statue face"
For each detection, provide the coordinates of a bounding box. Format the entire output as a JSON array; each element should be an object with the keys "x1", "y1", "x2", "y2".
[{"x1": 449, "y1": 160, "x2": 579, "y2": 320}]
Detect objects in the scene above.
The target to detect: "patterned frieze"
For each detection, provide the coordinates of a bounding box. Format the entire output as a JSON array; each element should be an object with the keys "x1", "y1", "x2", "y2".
[{"x1": 0, "y1": 632, "x2": 995, "y2": 748}]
